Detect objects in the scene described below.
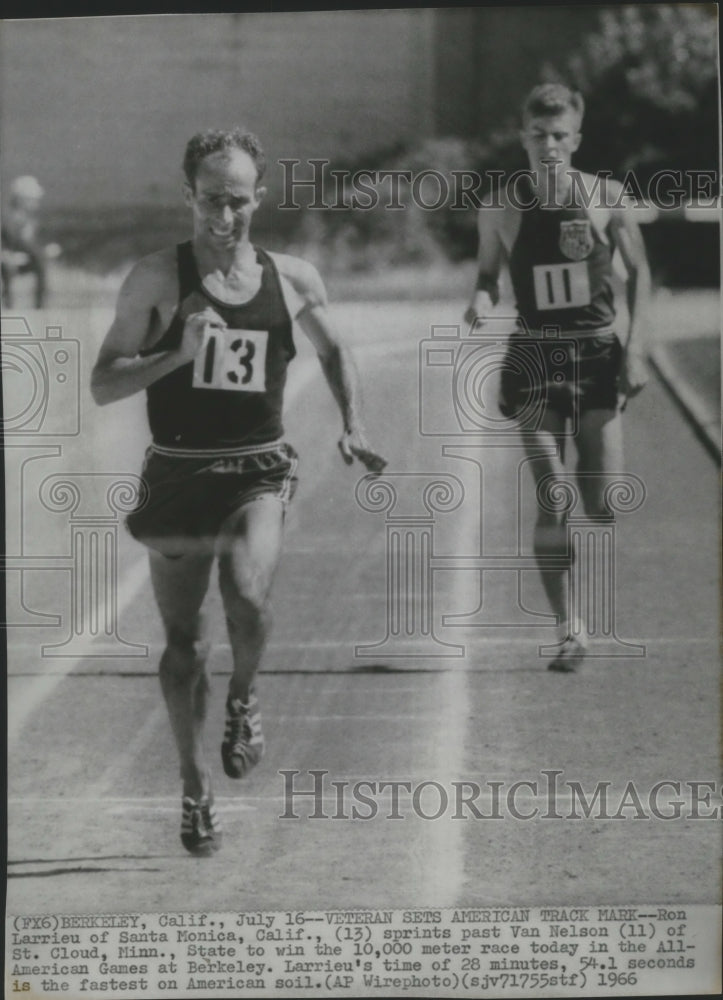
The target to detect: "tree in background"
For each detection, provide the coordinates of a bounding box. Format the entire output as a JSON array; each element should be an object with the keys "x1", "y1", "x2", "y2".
[
  {"x1": 273, "y1": 5, "x2": 720, "y2": 277},
  {"x1": 564, "y1": 3, "x2": 719, "y2": 181},
  {"x1": 558, "y1": 3, "x2": 719, "y2": 286}
]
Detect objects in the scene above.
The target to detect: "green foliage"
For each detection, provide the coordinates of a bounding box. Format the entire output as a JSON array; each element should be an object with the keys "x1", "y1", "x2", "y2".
[
  {"x1": 60, "y1": 6, "x2": 718, "y2": 278},
  {"x1": 300, "y1": 6, "x2": 718, "y2": 272},
  {"x1": 565, "y1": 4, "x2": 719, "y2": 178}
]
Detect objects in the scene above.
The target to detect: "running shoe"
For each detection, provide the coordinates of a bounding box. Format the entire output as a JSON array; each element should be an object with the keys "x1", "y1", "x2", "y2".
[
  {"x1": 221, "y1": 693, "x2": 265, "y2": 779},
  {"x1": 547, "y1": 634, "x2": 587, "y2": 673},
  {"x1": 180, "y1": 795, "x2": 222, "y2": 856}
]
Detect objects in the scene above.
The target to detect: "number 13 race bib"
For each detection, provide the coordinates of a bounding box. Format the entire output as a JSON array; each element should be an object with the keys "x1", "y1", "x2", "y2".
[{"x1": 192, "y1": 327, "x2": 269, "y2": 393}]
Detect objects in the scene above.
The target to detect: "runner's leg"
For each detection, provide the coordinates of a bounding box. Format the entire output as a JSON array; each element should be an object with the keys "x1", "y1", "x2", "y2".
[
  {"x1": 149, "y1": 549, "x2": 214, "y2": 800},
  {"x1": 522, "y1": 410, "x2": 571, "y2": 633},
  {"x1": 216, "y1": 495, "x2": 286, "y2": 702},
  {"x1": 575, "y1": 407, "x2": 625, "y2": 517},
  {"x1": 538, "y1": 407, "x2": 624, "y2": 670}
]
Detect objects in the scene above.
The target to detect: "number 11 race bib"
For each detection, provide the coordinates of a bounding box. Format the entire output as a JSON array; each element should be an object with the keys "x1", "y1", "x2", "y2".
[
  {"x1": 532, "y1": 262, "x2": 591, "y2": 310},
  {"x1": 192, "y1": 327, "x2": 268, "y2": 393}
]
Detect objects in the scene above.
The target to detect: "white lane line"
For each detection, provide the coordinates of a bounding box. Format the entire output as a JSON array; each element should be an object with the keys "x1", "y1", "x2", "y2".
[
  {"x1": 105, "y1": 803, "x2": 259, "y2": 814},
  {"x1": 5, "y1": 348, "x2": 358, "y2": 743},
  {"x1": 12, "y1": 789, "x2": 646, "y2": 812},
  {"x1": 272, "y1": 713, "x2": 446, "y2": 720},
  {"x1": 7, "y1": 634, "x2": 714, "y2": 657},
  {"x1": 8, "y1": 556, "x2": 150, "y2": 746},
  {"x1": 424, "y1": 469, "x2": 478, "y2": 908},
  {"x1": 9, "y1": 796, "x2": 246, "y2": 803},
  {"x1": 221, "y1": 637, "x2": 543, "y2": 652},
  {"x1": 84, "y1": 707, "x2": 456, "y2": 802},
  {"x1": 7, "y1": 331, "x2": 412, "y2": 833},
  {"x1": 6, "y1": 632, "x2": 718, "y2": 679}
]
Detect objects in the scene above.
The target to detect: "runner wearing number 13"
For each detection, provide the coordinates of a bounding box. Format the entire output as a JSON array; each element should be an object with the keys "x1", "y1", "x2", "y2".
[
  {"x1": 464, "y1": 84, "x2": 651, "y2": 672},
  {"x1": 91, "y1": 129, "x2": 386, "y2": 854}
]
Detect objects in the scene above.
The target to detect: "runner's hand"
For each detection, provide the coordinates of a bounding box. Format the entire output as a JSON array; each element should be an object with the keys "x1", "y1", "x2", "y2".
[
  {"x1": 464, "y1": 304, "x2": 483, "y2": 327},
  {"x1": 464, "y1": 290, "x2": 495, "y2": 329},
  {"x1": 338, "y1": 429, "x2": 387, "y2": 474},
  {"x1": 620, "y1": 346, "x2": 648, "y2": 400},
  {"x1": 178, "y1": 308, "x2": 226, "y2": 363}
]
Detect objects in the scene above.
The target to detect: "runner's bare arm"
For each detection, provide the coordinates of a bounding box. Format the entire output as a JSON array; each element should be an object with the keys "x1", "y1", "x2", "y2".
[
  {"x1": 91, "y1": 254, "x2": 225, "y2": 405},
  {"x1": 464, "y1": 208, "x2": 504, "y2": 327},
  {"x1": 284, "y1": 258, "x2": 387, "y2": 473},
  {"x1": 608, "y1": 186, "x2": 652, "y2": 397}
]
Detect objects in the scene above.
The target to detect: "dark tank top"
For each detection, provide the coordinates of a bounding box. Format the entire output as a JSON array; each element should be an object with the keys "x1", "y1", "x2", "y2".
[
  {"x1": 508, "y1": 179, "x2": 616, "y2": 334},
  {"x1": 143, "y1": 242, "x2": 295, "y2": 449}
]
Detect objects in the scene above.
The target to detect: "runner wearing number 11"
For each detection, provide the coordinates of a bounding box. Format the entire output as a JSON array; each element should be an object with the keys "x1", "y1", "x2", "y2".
[
  {"x1": 91, "y1": 128, "x2": 386, "y2": 855},
  {"x1": 464, "y1": 84, "x2": 651, "y2": 672}
]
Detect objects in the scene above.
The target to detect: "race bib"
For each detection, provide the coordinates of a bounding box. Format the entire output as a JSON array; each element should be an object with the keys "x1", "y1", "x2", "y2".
[
  {"x1": 192, "y1": 327, "x2": 268, "y2": 393},
  {"x1": 532, "y1": 262, "x2": 590, "y2": 310}
]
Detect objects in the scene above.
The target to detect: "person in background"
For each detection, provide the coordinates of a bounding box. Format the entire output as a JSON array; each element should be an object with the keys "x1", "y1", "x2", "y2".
[
  {"x1": 91, "y1": 128, "x2": 386, "y2": 855},
  {"x1": 465, "y1": 84, "x2": 650, "y2": 672},
  {"x1": 2, "y1": 175, "x2": 60, "y2": 308}
]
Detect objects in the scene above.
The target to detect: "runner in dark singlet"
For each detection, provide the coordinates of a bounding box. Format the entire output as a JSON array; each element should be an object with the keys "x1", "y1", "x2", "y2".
[
  {"x1": 464, "y1": 84, "x2": 650, "y2": 672},
  {"x1": 92, "y1": 129, "x2": 386, "y2": 854}
]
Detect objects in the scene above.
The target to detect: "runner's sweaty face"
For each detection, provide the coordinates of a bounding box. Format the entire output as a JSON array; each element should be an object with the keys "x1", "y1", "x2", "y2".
[
  {"x1": 185, "y1": 148, "x2": 263, "y2": 250},
  {"x1": 520, "y1": 110, "x2": 581, "y2": 181}
]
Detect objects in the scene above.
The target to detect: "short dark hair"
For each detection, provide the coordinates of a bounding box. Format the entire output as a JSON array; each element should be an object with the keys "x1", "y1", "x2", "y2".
[
  {"x1": 182, "y1": 128, "x2": 266, "y2": 188},
  {"x1": 522, "y1": 84, "x2": 584, "y2": 129}
]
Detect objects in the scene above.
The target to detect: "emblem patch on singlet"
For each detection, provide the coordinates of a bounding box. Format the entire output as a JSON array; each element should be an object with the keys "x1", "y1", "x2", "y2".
[
  {"x1": 192, "y1": 327, "x2": 269, "y2": 392},
  {"x1": 559, "y1": 220, "x2": 594, "y2": 261}
]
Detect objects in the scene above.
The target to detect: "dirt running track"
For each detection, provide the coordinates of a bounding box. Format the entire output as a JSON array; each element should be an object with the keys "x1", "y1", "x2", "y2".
[{"x1": 5, "y1": 297, "x2": 720, "y2": 918}]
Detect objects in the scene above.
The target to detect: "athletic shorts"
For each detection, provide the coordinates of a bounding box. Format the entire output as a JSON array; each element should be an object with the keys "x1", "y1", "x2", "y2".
[
  {"x1": 499, "y1": 330, "x2": 623, "y2": 422},
  {"x1": 126, "y1": 440, "x2": 299, "y2": 552}
]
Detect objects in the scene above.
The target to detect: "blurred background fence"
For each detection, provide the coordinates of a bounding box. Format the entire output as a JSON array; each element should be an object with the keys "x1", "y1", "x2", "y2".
[{"x1": 1, "y1": 5, "x2": 719, "y2": 296}]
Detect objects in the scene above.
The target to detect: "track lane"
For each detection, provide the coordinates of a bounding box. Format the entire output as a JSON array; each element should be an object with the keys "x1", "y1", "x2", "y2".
[{"x1": 6, "y1": 300, "x2": 720, "y2": 915}]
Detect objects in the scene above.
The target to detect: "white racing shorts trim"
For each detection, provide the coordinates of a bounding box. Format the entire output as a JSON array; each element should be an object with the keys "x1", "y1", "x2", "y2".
[{"x1": 150, "y1": 438, "x2": 285, "y2": 459}]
